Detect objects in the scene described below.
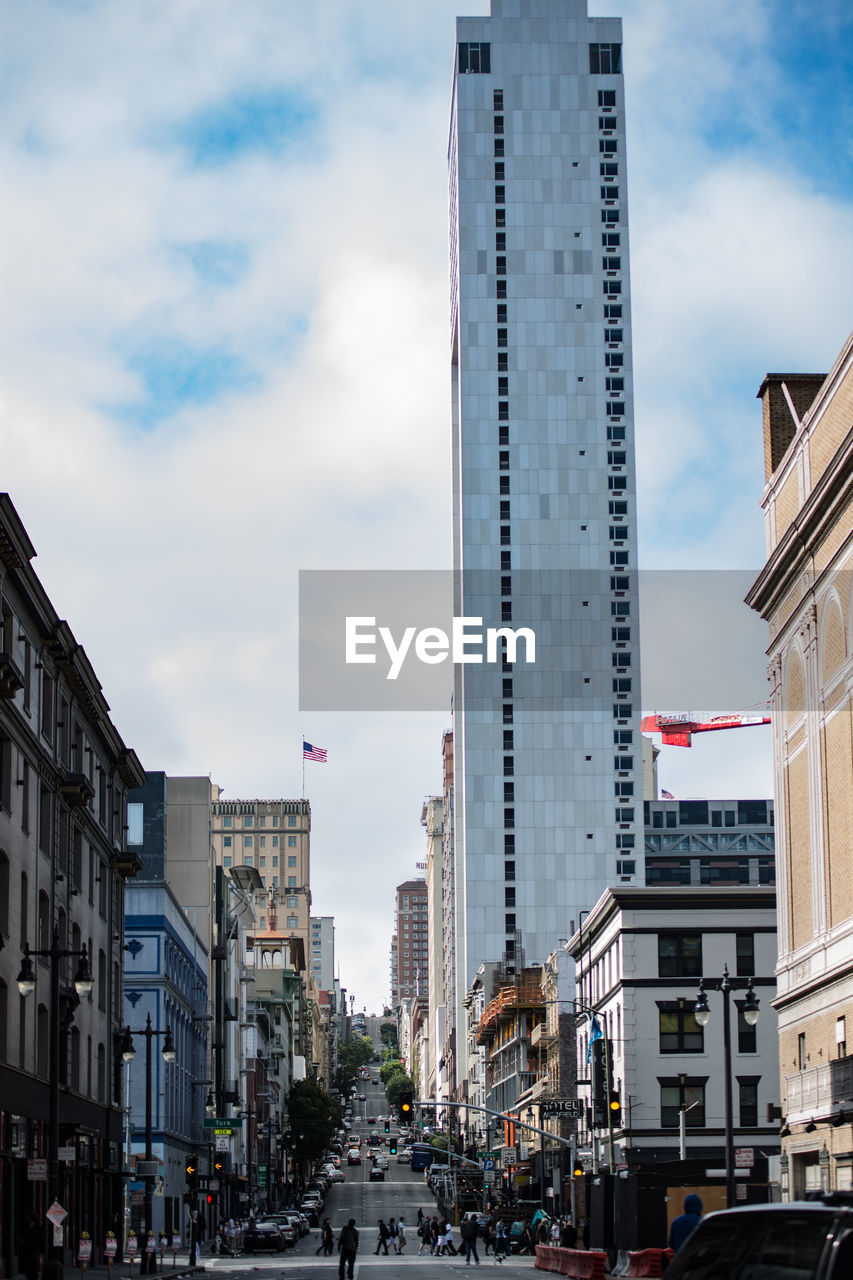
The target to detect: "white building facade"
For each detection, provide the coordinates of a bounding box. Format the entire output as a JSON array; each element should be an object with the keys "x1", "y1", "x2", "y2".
[
  {"x1": 309, "y1": 915, "x2": 335, "y2": 993},
  {"x1": 449, "y1": 0, "x2": 641, "y2": 1094}
]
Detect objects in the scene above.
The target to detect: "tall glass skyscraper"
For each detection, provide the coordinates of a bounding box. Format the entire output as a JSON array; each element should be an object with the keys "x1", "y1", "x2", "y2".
[{"x1": 449, "y1": 0, "x2": 641, "y2": 1088}]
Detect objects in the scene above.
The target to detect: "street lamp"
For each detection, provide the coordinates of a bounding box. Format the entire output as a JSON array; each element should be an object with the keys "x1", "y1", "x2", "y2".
[
  {"x1": 693, "y1": 966, "x2": 760, "y2": 1207},
  {"x1": 17, "y1": 931, "x2": 94, "y2": 1263},
  {"x1": 122, "y1": 1014, "x2": 177, "y2": 1272}
]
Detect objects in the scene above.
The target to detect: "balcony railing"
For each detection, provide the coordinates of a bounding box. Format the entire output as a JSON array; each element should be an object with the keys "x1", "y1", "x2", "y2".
[{"x1": 785, "y1": 1063, "x2": 832, "y2": 1122}]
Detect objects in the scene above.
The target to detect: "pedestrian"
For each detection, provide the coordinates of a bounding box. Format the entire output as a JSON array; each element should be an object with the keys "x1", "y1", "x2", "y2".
[
  {"x1": 430, "y1": 1216, "x2": 441, "y2": 1255},
  {"x1": 550, "y1": 1219, "x2": 561, "y2": 1246},
  {"x1": 460, "y1": 1216, "x2": 480, "y2": 1266},
  {"x1": 494, "y1": 1220, "x2": 507, "y2": 1263},
  {"x1": 669, "y1": 1194, "x2": 703, "y2": 1253},
  {"x1": 317, "y1": 1218, "x2": 334, "y2": 1256},
  {"x1": 520, "y1": 1224, "x2": 534, "y2": 1255},
  {"x1": 482, "y1": 1218, "x2": 494, "y2": 1256},
  {"x1": 388, "y1": 1218, "x2": 399, "y2": 1254},
  {"x1": 338, "y1": 1218, "x2": 359, "y2": 1280},
  {"x1": 417, "y1": 1208, "x2": 424, "y2": 1228},
  {"x1": 560, "y1": 1219, "x2": 577, "y2": 1249},
  {"x1": 375, "y1": 1219, "x2": 390, "y2": 1255},
  {"x1": 397, "y1": 1215, "x2": 407, "y2": 1253},
  {"x1": 417, "y1": 1219, "x2": 429, "y2": 1256},
  {"x1": 440, "y1": 1219, "x2": 456, "y2": 1256},
  {"x1": 20, "y1": 1212, "x2": 41, "y2": 1280}
]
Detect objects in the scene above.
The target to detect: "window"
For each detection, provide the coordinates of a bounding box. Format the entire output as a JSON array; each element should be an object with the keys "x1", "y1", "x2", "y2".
[
  {"x1": 616, "y1": 859, "x2": 636, "y2": 876},
  {"x1": 288, "y1": 876, "x2": 296, "y2": 887},
  {"x1": 659, "y1": 1003, "x2": 704, "y2": 1053},
  {"x1": 598, "y1": 90, "x2": 616, "y2": 107},
  {"x1": 458, "y1": 41, "x2": 491, "y2": 74},
  {"x1": 287, "y1": 896, "x2": 298, "y2": 907},
  {"x1": 738, "y1": 1078, "x2": 759, "y2": 1127},
  {"x1": 612, "y1": 629, "x2": 631, "y2": 645},
  {"x1": 599, "y1": 140, "x2": 617, "y2": 156},
  {"x1": 736, "y1": 933, "x2": 755, "y2": 976},
  {"x1": 605, "y1": 328, "x2": 623, "y2": 343},
  {"x1": 601, "y1": 185, "x2": 619, "y2": 200},
  {"x1": 738, "y1": 800, "x2": 768, "y2": 825},
  {"x1": 600, "y1": 162, "x2": 618, "y2": 179},
  {"x1": 602, "y1": 233, "x2": 620, "y2": 248},
  {"x1": 602, "y1": 256, "x2": 621, "y2": 271},
  {"x1": 223, "y1": 815, "x2": 232, "y2": 827},
  {"x1": 272, "y1": 836, "x2": 278, "y2": 847},
  {"x1": 244, "y1": 814, "x2": 253, "y2": 827},
  {"x1": 288, "y1": 815, "x2": 296, "y2": 826},
  {"x1": 224, "y1": 835, "x2": 231, "y2": 848},
  {"x1": 127, "y1": 803, "x2": 143, "y2": 846},
  {"x1": 288, "y1": 835, "x2": 297, "y2": 847},
  {"x1": 611, "y1": 598, "x2": 629, "y2": 613},
  {"x1": 493, "y1": 114, "x2": 504, "y2": 134},
  {"x1": 660, "y1": 1080, "x2": 705, "y2": 1128},
  {"x1": 679, "y1": 800, "x2": 709, "y2": 825},
  {"x1": 259, "y1": 836, "x2": 266, "y2": 848},
  {"x1": 658, "y1": 933, "x2": 702, "y2": 977},
  {"x1": 737, "y1": 1006, "x2": 757, "y2": 1054},
  {"x1": 223, "y1": 856, "x2": 232, "y2": 867},
  {"x1": 589, "y1": 42, "x2": 622, "y2": 74},
  {"x1": 287, "y1": 915, "x2": 299, "y2": 928},
  {"x1": 245, "y1": 836, "x2": 253, "y2": 849},
  {"x1": 616, "y1": 808, "x2": 634, "y2": 822},
  {"x1": 288, "y1": 855, "x2": 297, "y2": 867},
  {"x1": 604, "y1": 282, "x2": 622, "y2": 297},
  {"x1": 598, "y1": 116, "x2": 616, "y2": 131},
  {"x1": 602, "y1": 210, "x2": 620, "y2": 225},
  {"x1": 39, "y1": 786, "x2": 51, "y2": 855}
]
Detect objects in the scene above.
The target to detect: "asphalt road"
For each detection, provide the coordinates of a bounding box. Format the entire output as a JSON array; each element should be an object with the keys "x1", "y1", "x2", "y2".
[{"x1": 202, "y1": 1075, "x2": 535, "y2": 1278}]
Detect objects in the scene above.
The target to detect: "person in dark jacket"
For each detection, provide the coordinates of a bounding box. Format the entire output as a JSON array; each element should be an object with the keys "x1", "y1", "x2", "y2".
[
  {"x1": 20, "y1": 1213, "x2": 41, "y2": 1280},
  {"x1": 560, "y1": 1219, "x2": 577, "y2": 1249},
  {"x1": 338, "y1": 1219, "x2": 359, "y2": 1280},
  {"x1": 375, "y1": 1219, "x2": 390, "y2": 1255},
  {"x1": 317, "y1": 1218, "x2": 334, "y2": 1256},
  {"x1": 669, "y1": 1194, "x2": 703, "y2": 1252},
  {"x1": 460, "y1": 1216, "x2": 480, "y2": 1266}
]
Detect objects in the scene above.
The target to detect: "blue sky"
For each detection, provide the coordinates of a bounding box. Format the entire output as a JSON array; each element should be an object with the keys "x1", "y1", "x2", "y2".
[{"x1": 1, "y1": 0, "x2": 852, "y2": 1010}]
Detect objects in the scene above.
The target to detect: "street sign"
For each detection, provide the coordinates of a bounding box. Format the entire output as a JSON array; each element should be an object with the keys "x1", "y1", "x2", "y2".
[
  {"x1": 46, "y1": 1201, "x2": 67, "y2": 1226},
  {"x1": 482, "y1": 1159, "x2": 495, "y2": 1172},
  {"x1": 542, "y1": 1099, "x2": 583, "y2": 1118},
  {"x1": 58, "y1": 1146, "x2": 76, "y2": 1163},
  {"x1": 203, "y1": 1117, "x2": 243, "y2": 1128},
  {"x1": 735, "y1": 1147, "x2": 755, "y2": 1168},
  {"x1": 28, "y1": 1159, "x2": 47, "y2": 1181},
  {"x1": 215, "y1": 1136, "x2": 230, "y2": 1151},
  {"x1": 502, "y1": 1146, "x2": 517, "y2": 1168}
]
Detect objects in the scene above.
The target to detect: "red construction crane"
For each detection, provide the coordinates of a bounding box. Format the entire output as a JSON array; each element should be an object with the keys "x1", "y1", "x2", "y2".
[{"x1": 641, "y1": 711, "x2": 771, "y2": 748}]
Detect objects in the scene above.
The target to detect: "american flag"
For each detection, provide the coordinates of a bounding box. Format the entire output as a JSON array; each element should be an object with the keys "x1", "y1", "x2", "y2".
[
  {"x1": 303, "y1": 740, "x2": 327, "y2": 763},
  {"x1": 661, "y1": 789, "x2": 674, "y2": 799}
]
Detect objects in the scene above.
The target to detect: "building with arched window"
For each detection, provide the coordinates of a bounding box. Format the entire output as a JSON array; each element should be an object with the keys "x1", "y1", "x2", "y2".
[{"x1": 747, "y1": 333, "x2": 853, "y2": 1197}]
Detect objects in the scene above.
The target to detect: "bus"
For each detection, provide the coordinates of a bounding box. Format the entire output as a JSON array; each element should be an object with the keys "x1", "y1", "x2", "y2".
[{"x1": 410, "y1": 1142, "x2": 441, "y2": 1172}]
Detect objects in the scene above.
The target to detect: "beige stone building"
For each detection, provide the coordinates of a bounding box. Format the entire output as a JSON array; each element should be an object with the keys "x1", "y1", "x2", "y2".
[
  {"x1": 747, "y1": 333, "x2": 853, "y2": 1196},
  {"x1": 211, "y1": 794, "x2": 311, "y2": 940}
]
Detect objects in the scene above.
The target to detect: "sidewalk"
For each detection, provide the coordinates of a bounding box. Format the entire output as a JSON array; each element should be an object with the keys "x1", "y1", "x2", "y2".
[{"x1": 59, "y1": 1264, "x2": 200, "y2": 1280}]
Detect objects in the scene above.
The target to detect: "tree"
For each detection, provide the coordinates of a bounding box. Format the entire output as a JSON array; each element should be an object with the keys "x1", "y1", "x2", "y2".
[
  {"x1": 385, "y1": 1071, "x2": 416, "y2": 1110},
  {"x1": 380, "y1": 1059, "x2": 405, "y2": 1085},
  {"x1": 288, "y1": 1080, "x2": 339, "y2": 1163},
  {"x1": 336, "y1": 1034, "x2": 374, "y2": 1096}
]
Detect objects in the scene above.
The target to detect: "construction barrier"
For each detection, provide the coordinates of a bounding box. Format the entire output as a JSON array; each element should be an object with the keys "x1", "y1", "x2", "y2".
[
  {"x1": 534, "y1": 1245, "x2": 607, "y2": 1279},
  {"x1": 624, "y1": 1248, "x2": 667, "y2": 1277}
]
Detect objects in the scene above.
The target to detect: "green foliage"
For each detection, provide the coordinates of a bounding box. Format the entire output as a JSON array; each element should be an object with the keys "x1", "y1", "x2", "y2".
[
  {"x1": 380, "y1": 1059, "x2": 405, "y2": 1085},
  {"x1": 385, "y1": 1071, "x2": 415, "y2": 1109},
  {"x1": 429, "y1": 1135, "x2": 450, "y2": 1152},
  {"x1": 288, "y1": 1080, "x2": 338, "y2": 1162},
  {"x1": 336, "y1": 1034, "x2": 374, "y2": 1096}
]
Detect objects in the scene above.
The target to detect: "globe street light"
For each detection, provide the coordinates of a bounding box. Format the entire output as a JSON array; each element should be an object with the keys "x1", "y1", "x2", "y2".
[{"x1": 694, "y1": 966, "x2": 760, "y2": 1207}]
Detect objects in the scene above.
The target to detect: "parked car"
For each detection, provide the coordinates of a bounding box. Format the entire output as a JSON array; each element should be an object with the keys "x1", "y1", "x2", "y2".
[
  {"x1": 369, "y1": 1164, "x2": 386, "y2": 1181},
  {"x1": 259, "y1": 1216, "x2": 296, "y2": 1247},
  {"x1": 300, "y1": 1203, "x2": 321, "y2": 1227},
  {"x1": 330, "y1": 1168, "x2": 346, "y2": 1182},
  {"x1": 244, "y1": 1223, "x2": 287, "y2": 1253},
  {"x1": 664, "y1": 1198, "x2": 853, "y2": 1280}
]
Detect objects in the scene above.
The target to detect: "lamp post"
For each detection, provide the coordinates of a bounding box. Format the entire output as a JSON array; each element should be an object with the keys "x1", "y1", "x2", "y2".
[
  {"x1": 120, "y1": 1016, "x2": 176, "y2": 1272},
  {"x1": 17, "y1": 931, "x2": 93, "y2": 1264},
  {"x1": 693, "y1": 966, "x2": 760, "y2": 1208}
]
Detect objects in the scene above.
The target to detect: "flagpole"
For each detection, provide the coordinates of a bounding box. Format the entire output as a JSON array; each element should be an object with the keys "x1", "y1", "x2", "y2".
[{"x1": 302, "y1": 737, "x2": 305, "y2": 799}]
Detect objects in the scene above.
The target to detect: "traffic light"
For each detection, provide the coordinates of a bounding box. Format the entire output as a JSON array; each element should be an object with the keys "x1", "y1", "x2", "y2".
[
  {"x1": 384, "y1": 1120, "x2": 390, "y2": 1133},
  {"x1": 400, "y1": 1092, "x2": 413, "y2": 1118},
  {"x1": 389, "y1": 1138, "x2": 398, "y2": 1155},
  {"x1": 608, "y1": 1092, "x2": 622, "y2": 1127},
  {"x1": 573, "y1": 1162, "x2": 584, "y2": 1178},
  {"x1": 206, "y1": 1194, "x2": 213, "y2": 1205}
]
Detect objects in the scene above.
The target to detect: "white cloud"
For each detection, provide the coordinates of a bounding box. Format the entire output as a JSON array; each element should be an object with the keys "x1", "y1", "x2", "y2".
[{"x1": 1, "y1": 0, "x2": 850, "y2": 1010}]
